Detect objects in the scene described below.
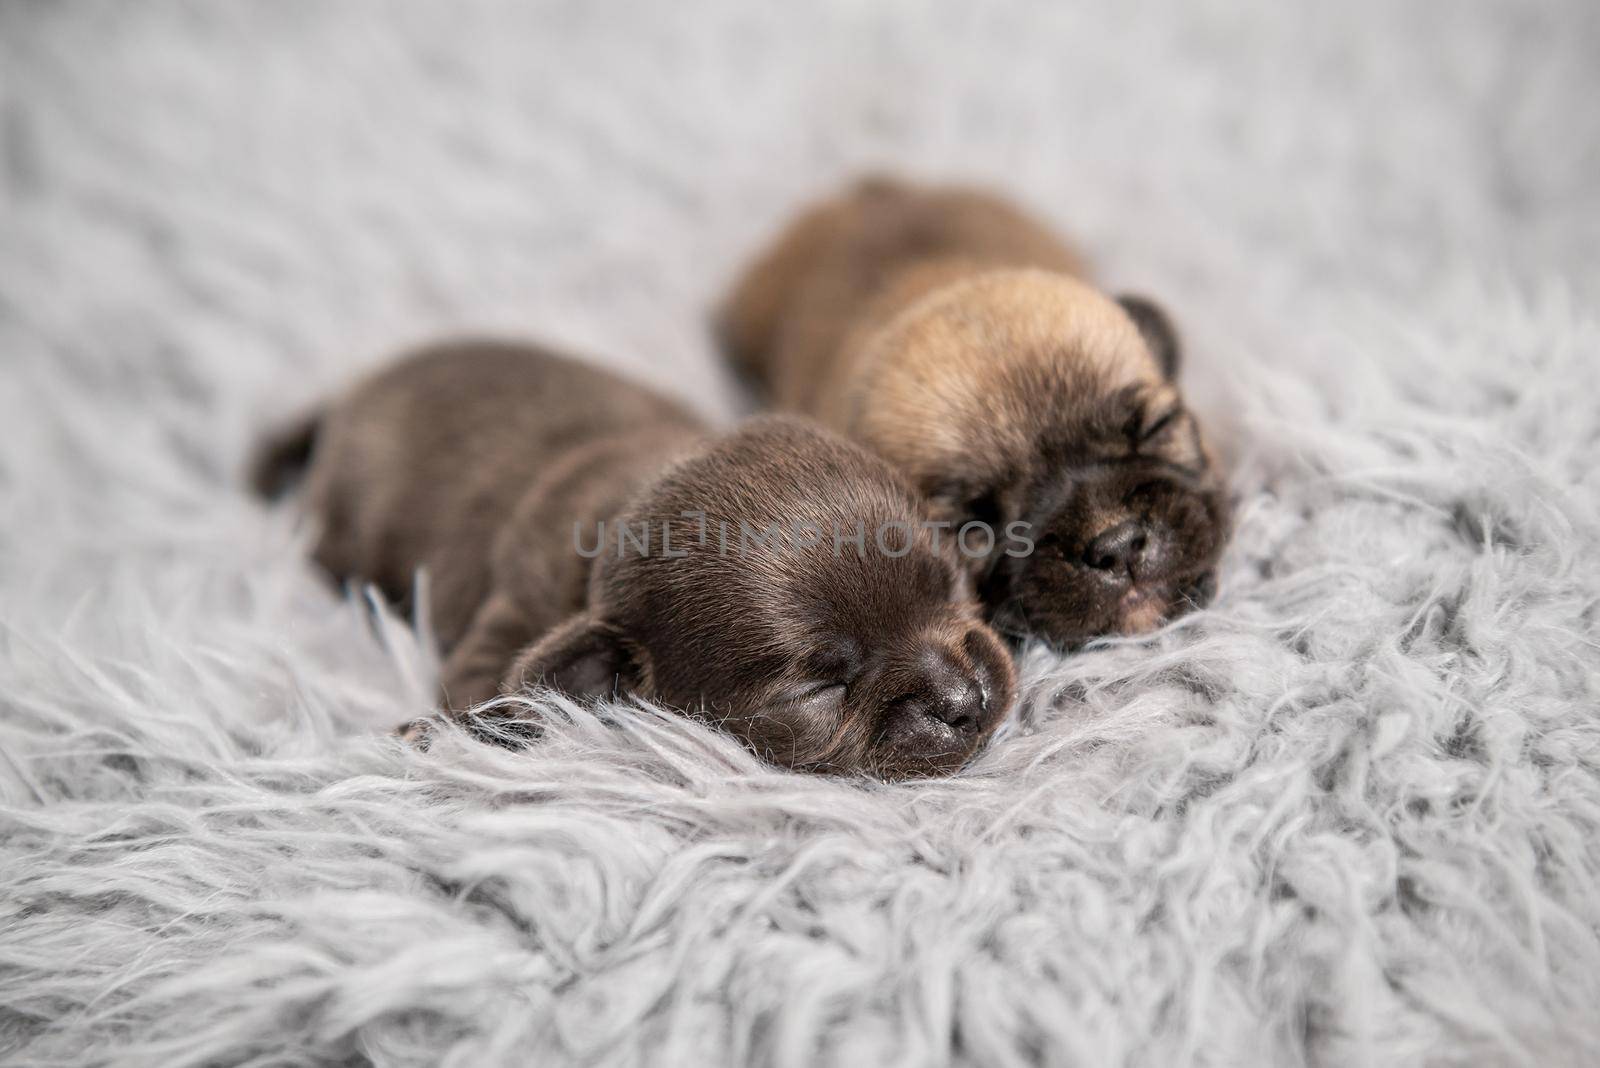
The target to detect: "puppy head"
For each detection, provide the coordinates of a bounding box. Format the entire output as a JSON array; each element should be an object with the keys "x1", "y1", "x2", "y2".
[
  {"x1": 978, "y1": 381, "x2": 1231, "y2": 645},
  {"x1": 849, "y1": 270, "x2": 1230, "y2": 647},
  {"x1": 507, "y1": 416, "x2": 1015, "y2": 779}
]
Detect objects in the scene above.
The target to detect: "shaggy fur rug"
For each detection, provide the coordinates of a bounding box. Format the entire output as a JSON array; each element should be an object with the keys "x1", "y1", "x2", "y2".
[{"x1": 4, "y1": 2, "x2": 1599, "y2": 1065}]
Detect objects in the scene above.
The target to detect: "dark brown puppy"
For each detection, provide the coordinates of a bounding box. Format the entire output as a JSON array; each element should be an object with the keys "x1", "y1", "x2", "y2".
[
  {"x1": 253, "y1": 340, "x2": 1015, "y2": 779},
  {"x1": 718, "y1": 177, "x2": 1230, "y2": 647}
]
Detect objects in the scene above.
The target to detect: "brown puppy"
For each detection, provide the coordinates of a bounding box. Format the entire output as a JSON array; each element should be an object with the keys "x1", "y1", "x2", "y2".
[
  {"x1": 252, "y1": 340, "x2": 1015, "y2": 779},
  {"x1": 718, "y1": 177, "x2": 1230, "y2": 647}
]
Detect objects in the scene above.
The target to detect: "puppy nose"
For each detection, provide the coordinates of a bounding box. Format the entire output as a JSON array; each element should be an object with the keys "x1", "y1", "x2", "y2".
[
  {"x1": 930, "y1": 678, "x2": 986, "y2": 733},
  {"x1": 1084, "y1": 520, "x2": 1147, "y2": 573},
  {"x1": 898, "y1": 646, "x2": 987, "y2": 735}
]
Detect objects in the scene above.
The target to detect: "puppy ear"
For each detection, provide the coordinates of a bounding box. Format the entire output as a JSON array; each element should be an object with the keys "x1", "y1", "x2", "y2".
[
  {"x1": 1117, "y1": 294, "x2": 1182, "y2": 379},
  {"x1": 502, "y1": 613, "x2": 638, "y2": 701}
]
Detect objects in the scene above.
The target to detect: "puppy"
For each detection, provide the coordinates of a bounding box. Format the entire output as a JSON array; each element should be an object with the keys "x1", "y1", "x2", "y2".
[
  {"x1": 718, "y1": 177, "x2": 1230, "y2": 647},
  {"x1": 252, "y1": 339, "x2": 1016, "y2": 779}
]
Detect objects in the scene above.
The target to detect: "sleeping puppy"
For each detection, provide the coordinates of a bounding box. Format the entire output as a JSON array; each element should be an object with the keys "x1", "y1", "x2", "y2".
[
  {"x1": 717, "y1": 176, "x2": 1231, "y2": 647},
  {"x1": 251, "y1": 340, "x2": 1015, "y2": 779}
]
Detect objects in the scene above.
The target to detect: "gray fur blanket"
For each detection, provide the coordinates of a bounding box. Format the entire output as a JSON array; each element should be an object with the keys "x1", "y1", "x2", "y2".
[{"x1": 3, "y1": 2, "x2": 1599, "y2": 1065}]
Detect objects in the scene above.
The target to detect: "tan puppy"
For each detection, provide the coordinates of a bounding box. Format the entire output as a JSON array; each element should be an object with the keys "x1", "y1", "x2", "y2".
[
  {"x1": 718, "y1": 177, "x2": 1230, "y2": 647},
  {"x1": 252, "y1": 340, "x2": 1016, "y2": 779}
]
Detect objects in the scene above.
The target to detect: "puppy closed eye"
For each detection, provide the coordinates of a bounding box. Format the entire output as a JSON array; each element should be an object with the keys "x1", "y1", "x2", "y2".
[
  {"x1": 784, "y1": 680, "x2": 847, "y2": 712},
  {"x1": 1032, "y1": 532, "x2": 1070, "y2": 560},
  {"x1": 1135, "y1": 407, "x2": 1183, "y2": 445}
]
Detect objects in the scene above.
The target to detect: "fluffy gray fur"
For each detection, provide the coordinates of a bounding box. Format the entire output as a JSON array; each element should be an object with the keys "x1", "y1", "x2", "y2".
[{"x1": 3, "y1": 1, "x2": 1599, "y2": 1065}]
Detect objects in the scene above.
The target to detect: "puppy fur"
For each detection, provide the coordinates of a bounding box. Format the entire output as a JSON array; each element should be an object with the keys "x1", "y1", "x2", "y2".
[
  {"x1": 718, "y1": 177, "x2": 1230, "y2": 647},
  {"x1": 253, "y1": 339, "x2": 1016, "y2": 778}
]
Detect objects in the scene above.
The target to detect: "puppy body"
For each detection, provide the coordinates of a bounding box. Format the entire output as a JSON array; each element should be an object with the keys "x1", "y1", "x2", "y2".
[
  {"x1": 256, "y1": 340, "x2": 1016, "y2": 778},
  {"x1": 719, "y1": 178, "x2": 1229, "y2": 646},
  {"x1": 720, "y1": 178, "x2": 1088, "y2": 422},
  {"x1": 269, "y1": 341, "x2": 702, "y2": 710}
]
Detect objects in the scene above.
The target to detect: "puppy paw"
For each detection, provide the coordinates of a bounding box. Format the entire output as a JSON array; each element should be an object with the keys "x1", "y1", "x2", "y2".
[{"x1": 394, "y1": 717, "x2": 438, "y2": 749}]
